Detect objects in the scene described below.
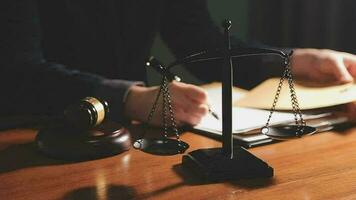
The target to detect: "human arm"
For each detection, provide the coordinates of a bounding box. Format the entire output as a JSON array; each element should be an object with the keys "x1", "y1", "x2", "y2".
[
  {"x1": 0, "y1": 0, "x2": 140, "y2": 123},
  {"x1": 1, "y1": 0, "x2": 209, "y2": 126},
  {"x1": 291, "y1": 48, "x2": 356, "y2": 84},
  {"x1": 124, "y1": 81, "x2": 209, "y2": 126},
  {"x1": 291, "y1": 48, "x2": 356, "y2": 122}
]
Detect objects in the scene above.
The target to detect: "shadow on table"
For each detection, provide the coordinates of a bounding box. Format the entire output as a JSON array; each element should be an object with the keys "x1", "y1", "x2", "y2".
[
  {"x1": 62, "y1": 180, "x2": 185, "y2": 200},
  {"x1": 124, "y1": 164, "x2": 275, "y2": 199},
  {"x1": 0, "y1": 142, "x2": 67, "y2": 174},
  {"x1": 0, "y1": 124, "x2": 183, "y2": 175},
  {"x1": 62, "y1": 185, "x2": 137, "y2": 200},
  {"x1": 0, "y1": 124, "x2": 159, "y2": 174}
]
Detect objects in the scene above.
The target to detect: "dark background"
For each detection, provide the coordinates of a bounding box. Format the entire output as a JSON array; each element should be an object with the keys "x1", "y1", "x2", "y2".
[
  {"x1": 248, "y1": 0, "x2": 356, "y2": 53},
  {"x1": 149, "y1": 0, "x2": 356, "y2": 85}
]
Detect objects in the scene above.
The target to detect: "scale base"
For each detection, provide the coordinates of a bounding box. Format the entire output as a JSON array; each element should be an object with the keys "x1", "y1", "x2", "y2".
[{"x1": 182, "y1": 147, "x2": 273, "y2": 181}]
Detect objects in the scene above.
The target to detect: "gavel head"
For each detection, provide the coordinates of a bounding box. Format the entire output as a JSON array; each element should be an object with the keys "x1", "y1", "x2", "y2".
[
  {"x1": 36, "y1": 97, "x2": 130, "y2": 161},
  {"x1": 64, "y1": 97, "x2": 109, "y2": 130}
]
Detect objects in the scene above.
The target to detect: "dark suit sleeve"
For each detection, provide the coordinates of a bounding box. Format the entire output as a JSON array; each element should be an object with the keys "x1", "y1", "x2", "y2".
[
  {"x1": 0, "y1": 0, "x2": 136, "y2": 123},
  {"x1": 159, "y1": 0, "x2": 286, "y2": 89}
]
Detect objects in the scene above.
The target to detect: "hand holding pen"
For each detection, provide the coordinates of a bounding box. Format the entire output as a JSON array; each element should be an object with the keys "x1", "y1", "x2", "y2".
[{"x1": 146, "y1": 57, "x2": 220, "y2": 120}]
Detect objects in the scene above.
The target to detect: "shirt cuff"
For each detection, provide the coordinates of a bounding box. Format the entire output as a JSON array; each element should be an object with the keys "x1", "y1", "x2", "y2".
[{"x1": 94, "y1": 79, "x2": 144, "y2": 124}]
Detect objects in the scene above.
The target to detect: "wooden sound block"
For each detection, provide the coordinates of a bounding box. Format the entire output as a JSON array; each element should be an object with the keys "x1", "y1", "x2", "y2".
[{"x1": 36, "y1": 121, "x2": 131, "y2": 161}]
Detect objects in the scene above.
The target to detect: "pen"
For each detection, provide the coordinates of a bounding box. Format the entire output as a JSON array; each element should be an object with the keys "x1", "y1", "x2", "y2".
[
  {"x1": 146, "y1": 57, "x2": 220, "y2": 120},
  {"x1": 207, "y1": 104, "x2": 220, "y2": 120}
]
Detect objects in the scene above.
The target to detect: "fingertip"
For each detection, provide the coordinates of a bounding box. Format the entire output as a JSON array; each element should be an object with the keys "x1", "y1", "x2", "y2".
[
  {"x1": 177, "y1": 111, "x2": 203, "y2": 126},
  {"x1": 334, "y1": 59, "x2": 354, "y2": 83},
  {"x1": 184, "y1": 85, "x2": 208, "y2": 103},
  {"x1": 339, "y1": 75, "x2": 354, "y2": 84},
  {"x1": 188, "y1": 116, "x2": 202, "y2": 126},
  {"x1": 203, "y1": 104, "x2": 209, "y2": 116},
  {"x1": 196, "y1": 89, "x2": 208, "y2": 103},
  {"x1": 348, "y1": 65, "x2": 356, "y2": 78}
]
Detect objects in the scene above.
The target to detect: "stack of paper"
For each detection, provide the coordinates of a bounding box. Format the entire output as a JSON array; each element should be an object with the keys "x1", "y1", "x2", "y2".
[
  {"x1": 237, "y1": 78, "x2": 356, "y2": 110},
  {"x1": 194, "y1": 80, "x2": 354, "y2": 147},
  {"x1": 195, "y1": 106, "x2": 329, "y2": 135}
]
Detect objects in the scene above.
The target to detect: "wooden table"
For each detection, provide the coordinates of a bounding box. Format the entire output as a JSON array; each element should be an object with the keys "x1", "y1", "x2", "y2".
[{"x1": 0, "y1": 126, "x2": 356, "y2": 200}]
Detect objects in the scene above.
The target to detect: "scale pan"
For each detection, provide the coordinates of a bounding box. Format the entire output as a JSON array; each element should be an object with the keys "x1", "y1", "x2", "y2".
[
  {"x1": 262, "y1": 125, "x2": 317, "y2": 140},
  {"x1": 133, "y1": 138, "x2": 189, "y2": 155}
]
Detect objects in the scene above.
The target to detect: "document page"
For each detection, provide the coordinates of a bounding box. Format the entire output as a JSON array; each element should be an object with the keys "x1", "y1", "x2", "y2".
[
  {"x1": 195, "y1": 106, "x2": 323, "y2": 135},
  {"x1": 197, "y1": 82, "x2": 331, "y2": 136},
  {"x1": 237, "y1": 78, "x2": 356, "y2": 110}
]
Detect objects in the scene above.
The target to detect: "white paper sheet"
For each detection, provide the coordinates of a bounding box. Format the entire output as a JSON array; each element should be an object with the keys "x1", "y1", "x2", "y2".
[{"x1": 195, "y1": 106, "x2": 329, "y2": 135}]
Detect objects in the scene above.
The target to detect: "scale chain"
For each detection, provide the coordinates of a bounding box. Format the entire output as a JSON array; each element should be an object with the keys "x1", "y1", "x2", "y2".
[
  {"x1": 264, "y1": 56, "x2": 306, "y2": 136},
  {"x1": 142, "y1": 77, "x2": 165, "y2": 137},
  {"x1": 144, "y1": 74, "x2": 179, "y2": 140},
  {"x1": 163, "y1": 78, "x2": 180, "y2": 140},
  {"x1": 162, "y1": 77, "x2": 169, "y2": 138}
]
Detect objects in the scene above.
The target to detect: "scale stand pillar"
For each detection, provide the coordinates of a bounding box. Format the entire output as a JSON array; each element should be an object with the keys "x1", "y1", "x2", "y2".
[
  {"x1": 222, "y1": 19, "x2": 234, "y2": 158},
  {"x1": 182, "y1": 20, "x2": 273, "y2": 181}
]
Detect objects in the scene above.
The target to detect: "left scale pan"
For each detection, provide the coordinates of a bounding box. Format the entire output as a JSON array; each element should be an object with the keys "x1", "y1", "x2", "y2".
[{"x1": 134, "y1": 138, "x2": 189, "y2": 156}]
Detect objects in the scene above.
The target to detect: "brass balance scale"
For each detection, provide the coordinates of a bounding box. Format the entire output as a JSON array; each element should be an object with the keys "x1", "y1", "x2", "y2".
[{"x1": 133, "y1": 20, "x2": 316, "y2": 180}]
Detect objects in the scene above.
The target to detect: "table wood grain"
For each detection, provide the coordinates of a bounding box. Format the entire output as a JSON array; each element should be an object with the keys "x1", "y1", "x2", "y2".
[{"x1": 0, "y1": 126, "x2": 356, "y2": 200}]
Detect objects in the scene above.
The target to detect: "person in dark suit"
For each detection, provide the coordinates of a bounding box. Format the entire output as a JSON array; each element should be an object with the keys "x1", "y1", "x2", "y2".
[{"x1": 1, "y1": 0, "x2": 355, "y2": 126}]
